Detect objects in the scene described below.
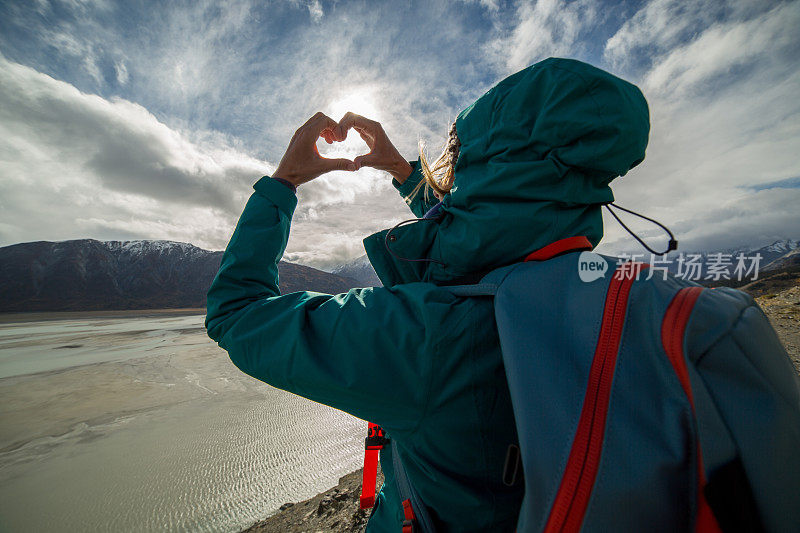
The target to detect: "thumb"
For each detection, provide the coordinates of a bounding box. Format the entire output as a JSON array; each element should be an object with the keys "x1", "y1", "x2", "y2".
[
  {"x1": 321, "y1": 157, "x2": 357, "y2": 172},
  {"x1": 353, "y1": 153, "x2": 379, "y2": 170}
]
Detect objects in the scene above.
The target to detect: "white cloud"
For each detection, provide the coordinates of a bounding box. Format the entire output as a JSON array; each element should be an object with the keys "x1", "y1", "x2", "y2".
[
  {"x1": 0, "y1": 53, "x2": 272, "y2": 250},
  {"x1": 288, "y1": 0, "x2": 324, "y2": 23},
  {"x1": 57, "y1": 0, "x2": 112, "y2": 11},
  {"x1": 598, "y1": 188, "x2": 800, "y2": 255},
  {"x1": 596, "y1": 0, "x2": 800, "y2": 254},
  {"x1": 40, "y1": 29, "x2": 105, "y2": 85},
  {"x1": 604, "y1": 0, "x2": 729, "y2": 71},
  {"x1": 114, "y1": 60, "x2": 129, "y2": 85},
  {"x1": 485, "y1": 0, "x2": 598, "y2": 73},
  {"x1": 308, "y1": 0, "x2": 323, "y2": 22},
  {"x1": 0, "y1": 49, "x2": 417, "y2": 259},
  {"x1": 456, "y1": 0, "x2": 501, "y2": 13},
  {"x1": 639, "y1": 2, "x2": 799, "y2": 98}
]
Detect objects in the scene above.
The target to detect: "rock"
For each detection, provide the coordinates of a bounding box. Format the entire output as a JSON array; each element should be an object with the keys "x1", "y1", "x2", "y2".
[
  {"x1": 243, "y1": 467, "x2": 383, "y2": 533},
  {"x1": 317, "y1": 496, "x2": 334, "y2": 515}
]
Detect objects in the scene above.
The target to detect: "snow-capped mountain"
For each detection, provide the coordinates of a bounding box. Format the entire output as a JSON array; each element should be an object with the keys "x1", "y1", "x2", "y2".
[
  {"x1": 329, "y1": 254, "x2": 381, "y2": 287},
  {"x1": 746, "y1": 239, "x2": 800, "y2": 269},
  {"x1": 763, "y1": 247, "x2": 800, "y2": 272},
  {"x1": 103, "y1": 239, "x2": 209, "y2": 257},
  {"x1": 0, "y1": 239, "x2": 361, "y2": 312},
  {"x1": 757, "y1": 239, "x2": 800, "y2": 256}
]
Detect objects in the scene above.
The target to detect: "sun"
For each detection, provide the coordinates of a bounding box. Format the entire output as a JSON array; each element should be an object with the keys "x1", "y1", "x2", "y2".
[{"x1": 326, "y1": 86, "x2": 382, "y2": 123}]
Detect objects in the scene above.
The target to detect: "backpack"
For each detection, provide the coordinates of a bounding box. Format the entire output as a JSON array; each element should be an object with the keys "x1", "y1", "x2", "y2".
[{"x1": 360, "y1": 236, "x2": 800, "y2": 532}]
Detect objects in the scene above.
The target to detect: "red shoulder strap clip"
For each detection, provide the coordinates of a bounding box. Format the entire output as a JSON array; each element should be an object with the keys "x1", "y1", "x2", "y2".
[
  {"x1": 360, "y1": 422, "x2": 388, "y2": 509},
  {"x1": 402, "y1": 498, "x2": 417, "y2": 533}
]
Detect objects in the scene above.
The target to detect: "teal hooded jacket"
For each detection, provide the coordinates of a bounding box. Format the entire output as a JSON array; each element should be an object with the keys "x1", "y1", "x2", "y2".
[{"x1": 205, "y1": 58, "x2": 650, "y2": 532}]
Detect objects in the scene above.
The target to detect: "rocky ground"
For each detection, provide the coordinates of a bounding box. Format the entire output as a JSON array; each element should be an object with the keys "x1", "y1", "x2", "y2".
[
  {"x1": 754, "y1": 284, "x2": 800, "y2": 372},
  {"x1": 243, "y1": 280, "x2": 800, "y2": 533},
  {"x1": 243, "y1": 468, "x2": 383, "y2": 533}
]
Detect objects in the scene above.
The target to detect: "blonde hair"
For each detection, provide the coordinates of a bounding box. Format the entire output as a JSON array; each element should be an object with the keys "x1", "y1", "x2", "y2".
[{"x1": 408, "y1": 121, "x2": 461, "y2": 204}]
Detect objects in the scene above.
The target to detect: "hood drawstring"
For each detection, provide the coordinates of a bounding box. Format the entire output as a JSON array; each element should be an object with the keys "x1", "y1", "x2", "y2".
[
  {"x1": 384, "y1": 202, "x2": 447, "y2": 269},
  {"x1": 384, "y1": 201, "x2": 677, "y2": 269},
  {"x1": 384, "y1": 218, "x2": 447, "y2": 268},
  {"x1": 603, "y1": 202, "x2": 678, "y2": 256}
]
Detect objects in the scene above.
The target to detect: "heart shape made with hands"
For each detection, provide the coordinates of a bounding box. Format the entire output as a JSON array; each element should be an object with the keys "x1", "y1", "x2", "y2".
[
  {"x1": 316, "y1": 124, "x2": 371, "y2": 163},
  {"x1": 316, "y1": 112, "x2": 384, "y2": 170},
  {"x1": 272, "y1": 111, "x2": 410, "y2": 185},
  {"x1": 324, "y1": 112, "x2": 407, "y2": 173}
]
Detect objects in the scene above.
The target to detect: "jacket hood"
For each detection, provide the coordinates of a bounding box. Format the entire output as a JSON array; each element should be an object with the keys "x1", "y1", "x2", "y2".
[{"x1": 364, "y1": 57, "x2": 650, "y2": 287}]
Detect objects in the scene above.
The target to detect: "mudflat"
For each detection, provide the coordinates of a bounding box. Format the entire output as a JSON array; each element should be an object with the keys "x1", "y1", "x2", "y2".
[{"x1": 0, "y1": 312, "x2": 364, "y2": 532}]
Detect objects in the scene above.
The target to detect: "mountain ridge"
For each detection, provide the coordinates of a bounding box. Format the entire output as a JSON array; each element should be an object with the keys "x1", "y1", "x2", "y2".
[{"x1": 0, "y1": 238, "x2": 360, "y2": 312}]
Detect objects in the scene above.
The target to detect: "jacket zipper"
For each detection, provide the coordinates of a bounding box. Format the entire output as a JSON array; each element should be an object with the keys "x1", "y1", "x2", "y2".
[{"x1": 544, "y1": 263, "x2": 645, "y2": 533}]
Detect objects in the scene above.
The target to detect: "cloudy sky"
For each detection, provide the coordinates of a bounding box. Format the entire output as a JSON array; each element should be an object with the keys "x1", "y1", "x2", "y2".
[{"x1": 1, "y1": 0, "x2": 799, "y2": 269}]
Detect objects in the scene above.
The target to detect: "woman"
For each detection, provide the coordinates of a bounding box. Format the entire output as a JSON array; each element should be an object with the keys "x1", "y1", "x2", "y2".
[{"x1": 205, "y1": 58, "x2": 650, "y2": 532}]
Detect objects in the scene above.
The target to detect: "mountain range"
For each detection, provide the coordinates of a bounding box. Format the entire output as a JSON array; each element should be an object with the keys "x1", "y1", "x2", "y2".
[
  {"x1": 327, "y1": 238, "x2": 800, "y2": 286},
  {"x1": 656, "y1": 238, "x2": 800, "y2": 281},
  {"x1": 0, "y1": 239, "x2": 360, "y2": 313},
  {"x1": 2, "y1": 237, "x2": 797, "y2": 313}
]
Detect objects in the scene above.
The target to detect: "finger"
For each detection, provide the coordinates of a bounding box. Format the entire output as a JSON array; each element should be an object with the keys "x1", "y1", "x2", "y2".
[
  {"x1": 297, "y1": 112, "x2": 338, "y2": 142},
  {"x1": 299, "y1": 111, "x2": 324, "y2": 129},
  {"x1": 318, "y1": 157, "x2": 356, "y2": 173},
  {"x1": 338, "y1": 112, "x2": 375, "y2": 135},
  {"x1": 356, "y1": 129, "x2": 372, "y2": 144},
  {"x1": 337, "y1": 111, "x2": 380, "y2": 140},
  {"x1": 307, "y1": 112, "x2": 339, "y2": 138}
]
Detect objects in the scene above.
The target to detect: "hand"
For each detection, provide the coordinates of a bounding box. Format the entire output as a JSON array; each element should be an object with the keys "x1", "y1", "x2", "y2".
[
  {"x1": 272, "y1": 112, "x2": 357, "y2": 187},
  {"x1": 335, "y1": 112, "x2": 413, "y2": 183}
]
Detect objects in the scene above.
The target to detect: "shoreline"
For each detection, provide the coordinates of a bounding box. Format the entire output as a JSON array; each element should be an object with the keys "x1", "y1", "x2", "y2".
[{"x1": 0, "y1": 307, "x2": 207, "y2": 324}]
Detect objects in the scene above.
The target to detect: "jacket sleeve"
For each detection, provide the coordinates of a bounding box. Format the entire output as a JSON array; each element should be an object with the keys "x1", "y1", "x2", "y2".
[
  {"x1": 392, "y1": 158, "x2": 440, "y2": 218},
  {"x1": 204, "y1": 176, "x2": 452, "y2": 432}
]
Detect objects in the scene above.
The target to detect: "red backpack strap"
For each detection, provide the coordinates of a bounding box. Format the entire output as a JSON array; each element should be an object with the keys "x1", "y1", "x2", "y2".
[
  {"x1": 662, "y1": 287, "x2": 722, "y2": 533},
  {"x1": 360, "y1": 422, "x2": 388, "y2": 509},
  {"x1": 524, "y1": 235, "x2": 592, "y2": 262}
]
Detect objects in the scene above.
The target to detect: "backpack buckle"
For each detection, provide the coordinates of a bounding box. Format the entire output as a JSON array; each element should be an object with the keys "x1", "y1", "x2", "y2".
[
  {"x1": 365, "y1": 424, "x2": 388, "y2": 449},
  {"x1": 402, "y1": 499, "x2": 417, "y2": 533}
]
